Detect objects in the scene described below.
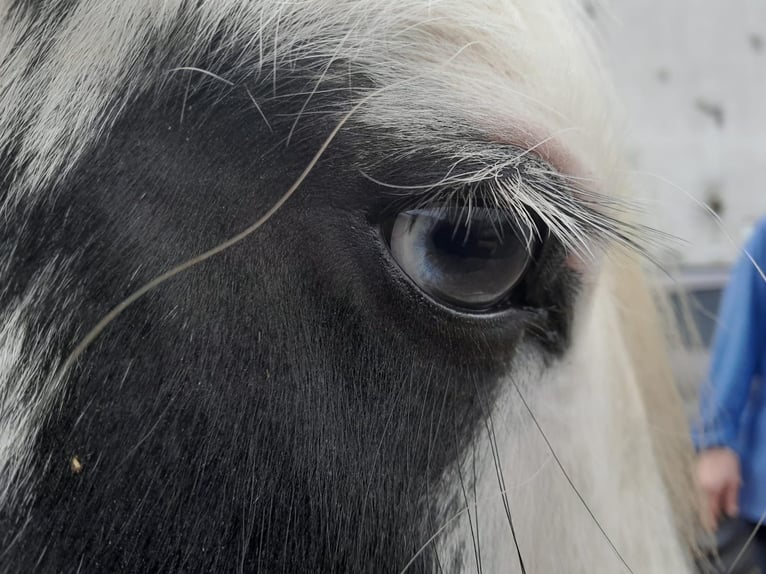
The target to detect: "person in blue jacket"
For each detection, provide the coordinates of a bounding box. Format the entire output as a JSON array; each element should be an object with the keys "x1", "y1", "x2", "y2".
[{"x1": 695, "y1": 217, "x2": 766, "y2": 570}]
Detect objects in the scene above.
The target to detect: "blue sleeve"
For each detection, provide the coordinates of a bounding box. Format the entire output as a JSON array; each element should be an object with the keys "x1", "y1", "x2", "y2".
[{"x1": 694, "y1": 221, "x2": 766, "y2": 452}]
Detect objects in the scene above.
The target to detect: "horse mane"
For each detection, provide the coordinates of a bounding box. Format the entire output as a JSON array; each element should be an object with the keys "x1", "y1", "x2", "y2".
[{"x1": 608, "y1": 253, "x2": 702, "y2": 557}]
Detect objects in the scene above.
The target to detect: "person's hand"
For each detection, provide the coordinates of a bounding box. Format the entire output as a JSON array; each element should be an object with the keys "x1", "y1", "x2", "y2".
[{"x1": 696, "y1": 447, "x2": 741, "y2": 531}]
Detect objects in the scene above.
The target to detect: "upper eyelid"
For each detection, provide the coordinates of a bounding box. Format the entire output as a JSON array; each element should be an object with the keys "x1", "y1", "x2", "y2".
[
  {"x1": 361, "y1": 153, "x2": 565, "y2": 214},
  {"x1": 360, "y1": 140, "x2": 580, "y2": 197},
  {"x1": 364, "y1": 153, "x2": 647, "y2": 261}
]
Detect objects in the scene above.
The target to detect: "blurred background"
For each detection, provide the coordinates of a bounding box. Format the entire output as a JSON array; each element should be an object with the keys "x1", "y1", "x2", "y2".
[
  {"x1": 601, "y1": 0, "x2": 766, "y2": 266},
  {"x1": 586, "y1": 1, "x2": 766, "y2": 394}
]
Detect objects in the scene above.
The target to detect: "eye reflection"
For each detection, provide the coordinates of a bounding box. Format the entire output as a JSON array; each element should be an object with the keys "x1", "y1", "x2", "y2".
[{"x1": 388, "y1": 207, "x2": 537, "y2": 311}]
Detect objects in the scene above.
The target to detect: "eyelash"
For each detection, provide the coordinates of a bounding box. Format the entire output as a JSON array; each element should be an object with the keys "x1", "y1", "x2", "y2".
[
  {"x1": 367, "y1": 151, "x2": 649, "y2": 265},
  {"x1": 379, "y1": 177, "x2": 557, "y2": 252}
]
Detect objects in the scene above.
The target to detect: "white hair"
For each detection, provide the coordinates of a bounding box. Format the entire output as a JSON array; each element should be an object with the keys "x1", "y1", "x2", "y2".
[{"x1": 0, "y1": 0, "x2": 700, "y2": 571}]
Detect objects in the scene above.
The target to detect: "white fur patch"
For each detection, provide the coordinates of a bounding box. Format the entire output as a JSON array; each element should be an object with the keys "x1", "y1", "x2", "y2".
[
  {"x1": 433, "y1": 272, "x2": 692, "y2": 573},
  {"x1": 0, "y1": 265, "x2": 70, "y2": 509},
  {"x1": 0, "y1": 1, "x2": 617, "y2": 200}
]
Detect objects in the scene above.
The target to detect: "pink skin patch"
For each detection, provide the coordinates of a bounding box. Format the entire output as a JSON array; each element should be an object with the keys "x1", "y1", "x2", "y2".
[{"x1": 486, "y1": 123, "x2": 606, "y2": 281}]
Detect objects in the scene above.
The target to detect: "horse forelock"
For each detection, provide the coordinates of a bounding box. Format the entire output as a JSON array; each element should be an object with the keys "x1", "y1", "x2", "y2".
[{"x1": 0, "y1": 0, "x2": 612, "y2": 190}]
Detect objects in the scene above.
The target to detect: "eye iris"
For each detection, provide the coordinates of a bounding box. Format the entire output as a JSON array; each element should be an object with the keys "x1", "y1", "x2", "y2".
[{"x1": 389, "y1": 208, "x2": 535, "y2": 311}]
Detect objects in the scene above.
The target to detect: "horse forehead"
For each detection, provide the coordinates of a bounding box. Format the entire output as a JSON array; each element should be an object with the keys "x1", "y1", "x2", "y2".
[{"x1": 1, "y1": 0, "x2": 612, "y2": 200}]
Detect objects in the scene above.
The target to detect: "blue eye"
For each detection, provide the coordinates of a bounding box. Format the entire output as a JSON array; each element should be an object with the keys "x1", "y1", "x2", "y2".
[{"x1": 388, "y1": 207, "x2": 537, "y2": 311}]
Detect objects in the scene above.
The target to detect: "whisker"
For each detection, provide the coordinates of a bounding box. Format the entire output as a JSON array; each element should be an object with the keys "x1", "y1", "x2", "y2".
[
  {"x1": 629, "y1": 170, "x2": 766, "y2": 284},
  {"x1": 472, "y1": 378, "x2": 527, "y2": 574},
  {"x1": 398, "y1": 457, "x2": 552, "y2": 574},
  {"x1": 471, "y1": 436, "x2": 483, "y2": 574},
  {"x1": 510, "y1": 379, "x2": 635, "y2": 574},
  {"x1": 725, "y1": 505, "x2": 766, "y2": 574},
  {"x1": 452, "y1": 414, "x2": 482, "y2": 574},
  {"x1": 54, "y1": 83, "x2": 393, "y2": 377},
  {"x1": 430, "y1": 374, "x2": 452, "y2": 571}
]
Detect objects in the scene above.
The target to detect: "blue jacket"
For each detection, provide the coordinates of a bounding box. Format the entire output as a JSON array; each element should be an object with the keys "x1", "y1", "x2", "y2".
[{"x1": 694, "y1": 218, "x2": 766, "y2": 523}]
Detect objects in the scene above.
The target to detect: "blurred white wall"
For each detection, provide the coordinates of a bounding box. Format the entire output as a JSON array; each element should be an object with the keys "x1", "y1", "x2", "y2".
[{"x1": 598, "y1": 0, "x2": 766, "y2": 265}]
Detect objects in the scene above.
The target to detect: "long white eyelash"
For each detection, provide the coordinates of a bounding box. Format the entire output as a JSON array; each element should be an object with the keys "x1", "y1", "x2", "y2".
[{"x1": 366, "y1": 154, "x2": 668, "y2": 263}]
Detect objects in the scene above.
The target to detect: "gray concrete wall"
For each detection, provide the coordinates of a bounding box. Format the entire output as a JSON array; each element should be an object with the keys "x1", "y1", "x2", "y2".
[{"x1": 598, "y1": 1, "x2": 766, "y2": 265}]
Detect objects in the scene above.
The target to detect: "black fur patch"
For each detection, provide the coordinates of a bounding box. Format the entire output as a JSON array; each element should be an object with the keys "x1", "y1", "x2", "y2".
[{"x1": 0, "y1": 70, "x2": 577, "y2": 573}]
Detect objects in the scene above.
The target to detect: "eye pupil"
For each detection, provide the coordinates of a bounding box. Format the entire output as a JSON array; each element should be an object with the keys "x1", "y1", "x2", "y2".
[
  {"x1": 388, "y1": 207, "x2": 537, "y2": 312},
  {"x1": 432, "y1": 221, "x2": 499, "y2": 259}
]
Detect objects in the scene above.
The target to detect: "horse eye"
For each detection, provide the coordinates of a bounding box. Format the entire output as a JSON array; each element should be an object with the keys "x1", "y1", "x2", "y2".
[{"x1": 388, "y1": 207, "x2": 538, "y2": 311}]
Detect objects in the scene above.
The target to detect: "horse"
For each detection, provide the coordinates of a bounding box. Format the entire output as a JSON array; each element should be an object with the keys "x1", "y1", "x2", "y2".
[{"x1": 0, "y1": 0, "x2": 701, "y2": 571}]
